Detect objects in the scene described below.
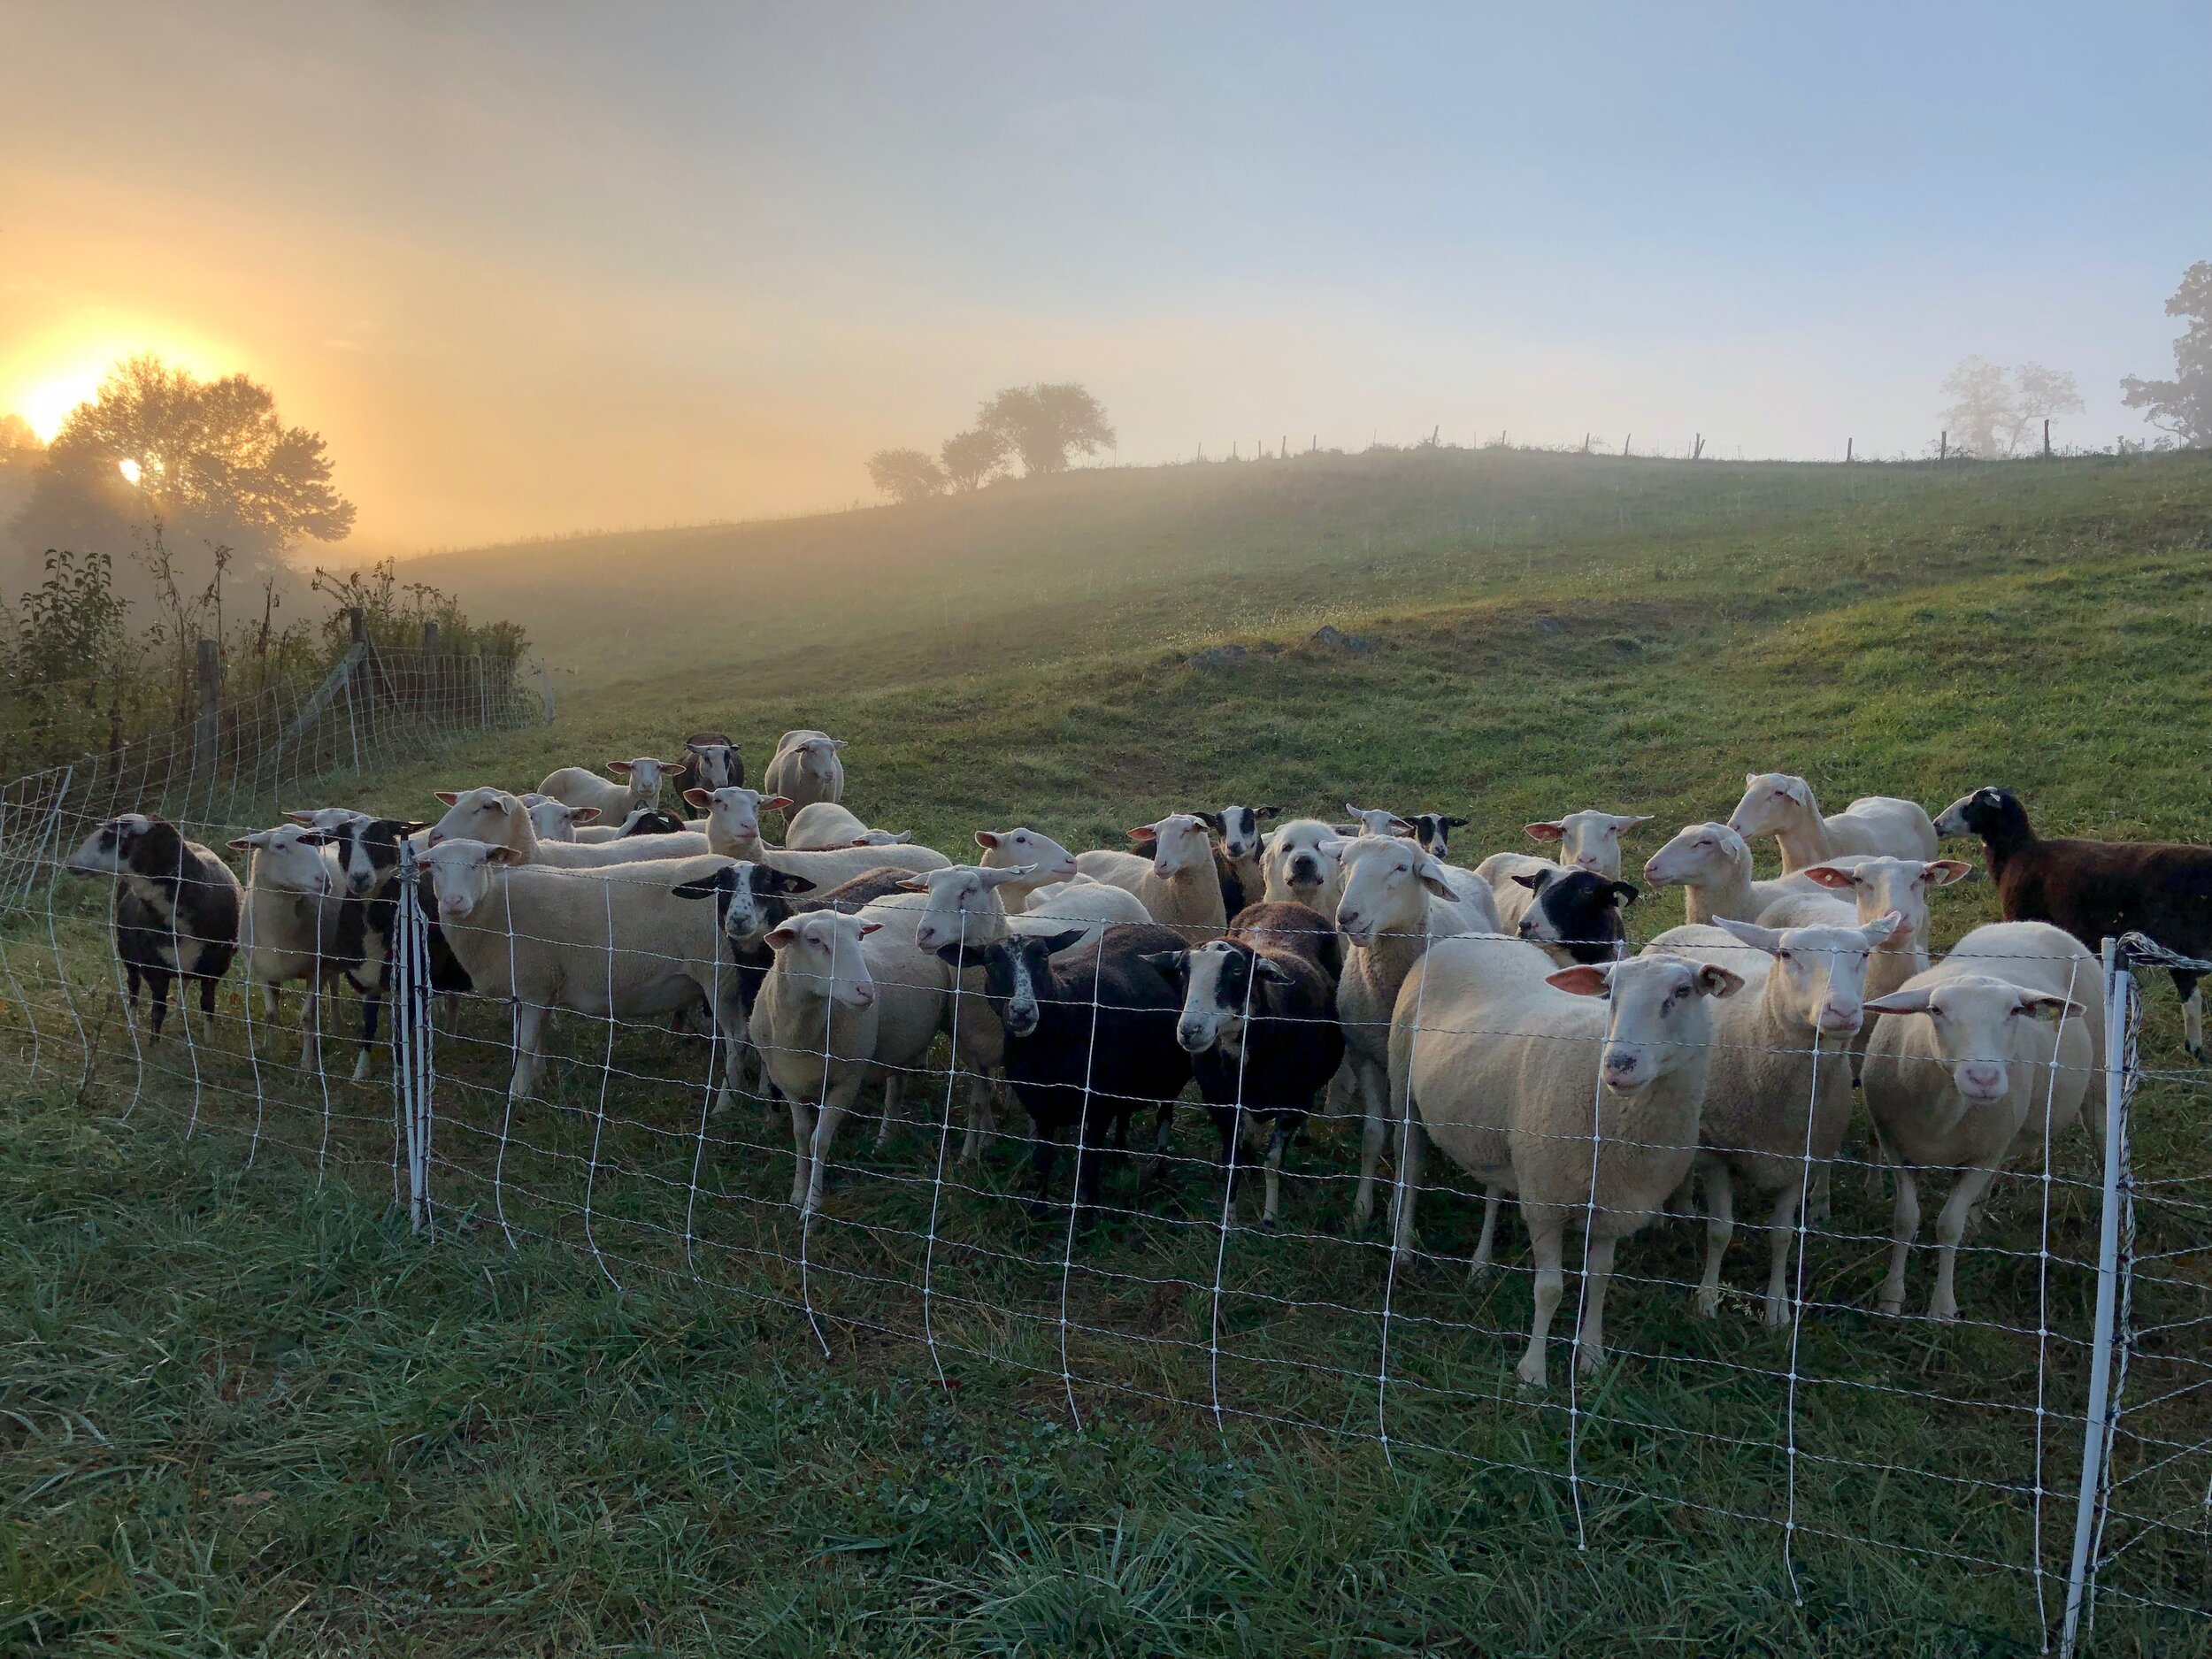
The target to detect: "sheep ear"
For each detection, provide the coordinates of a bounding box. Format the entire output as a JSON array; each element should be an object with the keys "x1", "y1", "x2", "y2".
[
  {"x1": 1863, "y1": 909, "x2": 1906, "y2": 944},
  {"x1": 572, "y1": 807, "x2": 602, "y2": 826},
  {"x1": 973, "y1": 830, "x2": 1001, "y2": 849},
  {"x1": 1786, "y1": 778, "x2": 1813, "y2": 806},
  {"x1": 227, "y1": 835, "x2": 257, "y2": 851},
  {"x1": 1252, "y1": 956, "x2": 1294, "y2": 983},
  {"x1": 670, "y1": 869, "x2": 733, "y2": 900},
  {"x1": 764, "y1": 925, "x2": 800, "y2": 950},
  {"x1": 1863, "y1": 989, "x2": 1935, "y2": 1016},
  {"x1": 1619, "y1": 814, "x2": 1654, "y2": 831},
  {"x1": 1445, "y1": 815, "x2": 1471, "y2": 828},
  {"x1": 980, "y1": 864, "x2": 1034, "y2": 885},
  {"x1": 1694, "y1": 964, "x2": 1746, "y2": 999},
  {"x1": 606, "y1": 760, "x2": 634, "y2": 775},
  {"x1": 1712, "y1": 918, "x2": 1783, "y2": 954},
  {"x1": 1801, "y1": 864, "x2": 1857, "y2": 890},
  {"x1": 296, "y1": 830, "x2": 332, "y2": 847},
  {"x1": 1745, "y1": 772, "x2": 1760, "y2": 788},
  {"x1": 1607, "y1": 881, "x2": 1640, "y2": 908},
  {"x1": 1127, "y1": 825, "x2": 1160, "y2": 844},
  {"x1": 1546, "y1": 964, "x2": 1612, "y2": 997},
  {"x1": 1512, "y1": 872, "x2": 1550, "y2": 892},
  {"x1": 857, "y1": 920, "x2": 884, "y2": 937},
  {"x1": 767, "y1": 872, "x2": 818, "y2": 895},
  {"x1": 1414, "y1": 857, "x2": 1456, "y2": 901},
  {"x1": 1194, "y1": 811, "x2": 1225, "y2": 833},
  {"x1": 1139, "y1": 949, "x2": 1187, "y2": 980},
  {"x1": 284, "y1": 810, "x2": 316, "y2": 826},
  {"x1": 1256, "y1": 805, "x2": 1285, "y2": 820},
  {"x1": 829, "y1": 740, "x2": 847, "y2": 750},
  {"x1": 1033, "y1": 928, "x2": 1087, "y2": 956},
  {"x1": 1926, "y1": 859, "x2": 1975, "y2": 887},
  {"x1": 895, "y1": 875, "x2": 931, "y2": 891},
  {"x1": 763, "y1": 795, "x2": 794, "y2": 812},
  {"x1": 2022, "y1": 991, "x2": 2085, "y2": 1023},
  {"x1": 881, "y1": 830, "x2": 912, "y2": 844},
  {"x1": 1525, "y1": 821, "x2": 1566, "y2": 842},
  {"x1": 435, "y1": 790, "x2": 460, "y2": 806},
  {"x1": 934, "y1": 941, "x2": 975, "y2": 968},
  {"x1": 484, "y1": 845, "x2": 524, "y2": 865},
  {"x1": 683, "y1": 788, "x2": 712, "y2": 809}
]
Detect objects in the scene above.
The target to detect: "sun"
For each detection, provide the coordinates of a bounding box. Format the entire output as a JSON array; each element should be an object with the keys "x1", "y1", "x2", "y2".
[{"x1": 19, "y1": 367, "x2": 106, "y2": 443}]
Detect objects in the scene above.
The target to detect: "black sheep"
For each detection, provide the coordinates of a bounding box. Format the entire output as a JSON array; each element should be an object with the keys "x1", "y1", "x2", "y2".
[{"x1": 64, "y1": 812, "x2": 242, "y2": 1037}]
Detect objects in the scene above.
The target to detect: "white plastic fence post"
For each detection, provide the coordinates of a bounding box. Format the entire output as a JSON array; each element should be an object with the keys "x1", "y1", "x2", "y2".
[{"x1": 2060, "y1": 938, "x2": 2131, "y2": 1657}]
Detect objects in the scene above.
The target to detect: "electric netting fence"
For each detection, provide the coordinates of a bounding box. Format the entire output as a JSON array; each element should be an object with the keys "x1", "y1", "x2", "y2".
[{"x1": 0, "y1": 768, "x2": 2203, "y2": 1650}]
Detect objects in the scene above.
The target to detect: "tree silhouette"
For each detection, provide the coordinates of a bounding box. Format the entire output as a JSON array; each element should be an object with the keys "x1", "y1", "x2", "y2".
[
  {"x1": 10, "y1": 356, "x2": 353, "y2": 574},
  {"x1": 0, "y1": 413, "x2": 42, "y2": 460},
  {"x1": 1938, "y1": 357, "x2": 2082, "y2": 457},
  {"x1": 866, "y1": 447, "x2": 946, "y2": 503},
  {"x1": 2122, "y1": 262, "x2": 2211, "y2": 447},
  {"x1": 976, "y1": 383, "x2": 1115, "y2": 476},
  {"x1": 939, "y1": 426, "x2": 1008, "y2": 492}
]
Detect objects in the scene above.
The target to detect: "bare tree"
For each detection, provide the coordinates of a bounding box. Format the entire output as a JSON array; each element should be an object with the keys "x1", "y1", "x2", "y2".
[
  {"x1": 2122, "y1": 261, "x2": 2212, "y2": 448},
  {"x1": 976, "y1": 383, "x2": 1115, "y2": 477},
  {"x1": 866, "y1": 447, "x2": 946, "y2": 504},
  {"x1": 939, "y1": 427, "x2": 1008, "y2": 492}
]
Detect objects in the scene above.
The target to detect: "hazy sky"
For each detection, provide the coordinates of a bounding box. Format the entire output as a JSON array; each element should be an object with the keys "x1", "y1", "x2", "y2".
[{"x1": 3, "y1": 2, "x2": 2206, "y2": 554}]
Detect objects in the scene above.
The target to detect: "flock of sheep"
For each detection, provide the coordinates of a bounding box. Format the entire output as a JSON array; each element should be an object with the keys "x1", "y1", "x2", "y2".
[{"x1": 62, "y1": 725, "x2": 2212, "y2": 1390}]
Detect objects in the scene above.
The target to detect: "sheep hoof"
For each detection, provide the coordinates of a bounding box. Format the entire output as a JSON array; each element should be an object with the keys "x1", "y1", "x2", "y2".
[
  {"x1": 1257, "y1": 1216, "x2": 1280, "y2": 1234},
  {"x1": 1514, "y1": 1356, "x2": 1548, "y2": 1390},
  {"x1": 2189, "y1": 1042, "x2": 2207, "y2": 1064},
  {"x1": 1762, "y1": 1301, "x2": 1794, "y2": 1330},
  {"x1": 1877, "y1": 1294, "x2": 1904, "y2": 1317},
  {"x1": 1693, "y1": 1290, "x2": 1721, "y2": 1319},
  {"x1": 1573, "y1": 1343, "x2": 1605, "y2": 1378},
  {"x1": 1929, "y1": 1302, "x2": 1958, "y2": 1325}
]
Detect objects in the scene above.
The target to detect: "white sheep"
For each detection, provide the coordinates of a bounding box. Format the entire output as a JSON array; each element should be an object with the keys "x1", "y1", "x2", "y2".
[
  {"x1": 1727, "y1": 772, "x2": 1939, "y2": 872},
  {"x1": 1474, "y1": 851, "x2": 1558, "y2": 932},
  {"x1": 416, "y1": 840, "x2": 745, "y2": 1103},
  {"x1": 786, "y1": 801, "x2": 911, "y2": 851},
  {"x1": 973, "y1": 826, "x2": 1081, "y2": 896},
  {"x1": 1020, "y1": 878, "x2": 1156, "y2": 931},
  {"x1": 536, "y1": 756, "x2": 681, "y2": 821},
  {"x1": 518, "y1": 794, "x2": 599, "y2": 843},
  {"x1": 1259, "y1": 818, "x2": 1348, "y2": 919},
  {"x1": 684, "y1": 786, "x2": 787, "y2": 858},
  {"x1": 1332, "y1": 835, "x2": 1477, "y2": 1229},
  {"x1": 428, "y1": 787, "x2": 709, "y2": 866},
  {"x1": 1860, "y1": 921, "x2": 2102, "y2": 1324},
  {"x1": 232, "y1": 824, "x2": 342, "y2": 1070},
  {"x1": 1647, "y1": 912, "x2": 1901, "y2": 1325},
  {"x1": 764, "y1": 730, "x2": 847, "y2": 810},
  {"x1": 750, "y1": 910, "x2": 880, "y2": 1210},
  {"x1": 1641, "y1": 822, "x2": 1816, "y2": 926},
  {"x1": 1391, "y1": 940, "x2": 1741, "y2": 1386},
  {"x1": 1075, "y1": 814, "x2": 1228, "y2": 940},
  {"x1": 1523, "y1": 810, "x2": 1653, "y2": 877}
]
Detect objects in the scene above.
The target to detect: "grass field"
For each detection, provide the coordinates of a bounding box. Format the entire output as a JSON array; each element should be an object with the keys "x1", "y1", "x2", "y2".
[{"x1": 7, "y1": 446, "x2": 2212, "y2": 1655}]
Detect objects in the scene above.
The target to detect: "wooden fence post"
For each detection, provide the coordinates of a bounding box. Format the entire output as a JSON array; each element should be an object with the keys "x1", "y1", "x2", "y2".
[
  {"x1": 1846, "y1": 437, "x2": 1854, "y2": 464},
  {"x1": 349, "y1": 606, "x2": 365, "y2": 645},
  {"x1": 2045, "y1": 418, "x2": 2053, "y2": 458},
  {"x1": 1939, "y1": 430, "x2": 1947, "y2": 461}
]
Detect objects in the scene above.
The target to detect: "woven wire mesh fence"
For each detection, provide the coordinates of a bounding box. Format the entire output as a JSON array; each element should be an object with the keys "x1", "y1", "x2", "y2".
[{"x1": 0, "y1": 794, "x2": 2203, "y2": 1650}]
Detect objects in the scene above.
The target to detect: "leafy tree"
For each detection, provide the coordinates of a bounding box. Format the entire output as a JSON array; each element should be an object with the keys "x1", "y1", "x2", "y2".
[
  {"x1": 939, "y1": 426, "x2": 1008, "y2": 492},
  {"x1": 1938, "y1": 357, "x2": 2082, "y2": 456},
  {"x1": 0, "y1": 413, "x2": 42, "y2": 461},
  {"x1": 976, "y1": 382, "x2": 1115, "y2": 477},
  {"x1": 9, "y1": 355, "x2": 354, "y2": 580},
  {"x1": 2121, "y1": 261, "x2": 2212, "y2": 448},
  {"x1": 866, "y1": 447, "x2": 946, "y2": 503}
]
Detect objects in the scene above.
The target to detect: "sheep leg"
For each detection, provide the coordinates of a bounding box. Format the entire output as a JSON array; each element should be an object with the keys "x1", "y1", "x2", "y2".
[
  {"x1": 1467, "y1": 1186, "x2": 1503, "y2": 1282},
  {"x1": 1806, "y1": 1160, "x2": 1832, "y2": 1227},
  {"x1": 508, "y1": 1000, "x2": 548, "y2": 1102},
  {"x1": 2178, "y1": 973, "x2": 2204, "y2": 1061},
  {"x1": 1878, "y1": 1164, "x2": 1921, "y2": 1316},
  {"x1": 960, "y1": 1071, "x2": 995, "y2": 1164},
  {"x1": 1863, "y1": 1120, "x2": 1890, "y2": 1202},
  {"x1": 1350, "y1": 1056, "x2": 1390, "y2": 1229},
  {"x1": 802, "y1": 1077, "x2": 862, "y2": 1214},
  {"x1": 1028, "y1": 1123, "x2": 1064, "y2": 1217},
  {"x1": 1763, "y1": 1179, "x2": 1807, "y2": 1329},
  {"x1": 353, "y1": 991, "x2": 382, "y2": 1083},
  {"x1": 1387, "y1": 1109, "x2": 1426, "y2": 1268},
  {"x1": 261, "y1": 982, "x2": 281, "y2": 1022},
  {"x1": 148, "y1": 969, "x2": 172, "y2": 1040},
  {"x1": 1213, "y1": 1110, "x2": 1241, "y2": 1212},
  {"x1": 1323, "y1": 1058, "x2": 1356, "y2": 1120},
  {"x1": 1260, "y1": 1119, "x2": 1297, "y2": 1231},
  {"x1": 297, "y1": 984, "x2": 322, "y2": 1073},
  {"x1": 1694, "y1": 1157, "x2": 1735, "y2": 1319},
  {"x1": 1518, "y1": 1216, "x2": 1566, "y2": 1389},
  {"x1": 1574, "y1": 1231, "x2": 1620, "y2": 1377},
  {"x1": 196, "y1": 972, "x2": 219, "y2": 1033},
  {"x1": 1930, "y1": 1163, "x2": 2000, "y2": 1324},
  {"x1": 872, "y1": 1071, "x2": 902, "y2": 1152},
  {"x1": 787, "y1": 1097, "x2": 819, "y2": 1208}
]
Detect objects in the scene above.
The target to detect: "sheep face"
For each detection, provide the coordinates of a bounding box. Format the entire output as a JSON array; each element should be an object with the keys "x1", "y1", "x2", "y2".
[
  {"x1": 1409, "y1": 813, "x2": 1470, "y2": 859},
  {"x1": 1517, "y1": 870, "x2": 1639, "y2": 964},
  {"x1": 1342, "y1": 803, "x2": 1413, "y2": 840},
  {"x1": 1797, "y1": 858, "x2": 1973, "y2": 947},
  {"x1": 284, "y1": 807, "x2": 372, "y2": 833},
  {"x1": 764, "y1": 912, "x2": 879, "y2": 1010},
  {"x1": 65, "y1": 813, "x2": 159, "y2": 877},
  {"x1": 419, "y1": 839, "x2": 520, "y2": 923},
  {"x1": 685, "y1": 741, "x2": 743, "y2": 791},
  {"x1": 686, "y1": 787, "x2": 787, "y2": 847},
  {"x1": 1129, "y1": 814, "x2": 1213, "y2": 879},
  {"x1": 525, "y1": 798, "x2": 592, "y2": 841},
  {"x1": 604, "y1": 757, "x2": 677, "y2": 804},
  {"x1": 974, "y1": 827, "x2": 1079, "y2": 886},
  {"x1": 1155, "y1": 939, "x2": 1287, "y2": 1056},
  {"x1": 1727, "y1": 773, "x2": 1814, "y2": 841},
  {"x1": 1641, "y1": 822, "x2": 1748, "y2": 888},
  {"x1": 669, "y1": 862, "x2": 818, "y2": 946},
  {"x1": 1933, "y1": 787, "x2": 2020, "y2": 841},
  {"x1": 427, "y1": 787, "x2": 522, "y2": 848},
  {"x1": 228, "y1": 825, "x2": 337, "y2": 898},
  {"x1": 1526, "y1": 810, "x2": 1653, "y2": 877},
  {"x1": 1209, "y1": 805, "x2": 1282, "y2": 863},
  {"x1": 331, "y1": 818, "x2": 427, "y2": 899},
  {"x1": 904, "y1": 864, "x2": 1033, "y2": 954},
  {"x1": 1711, "y1": 914, "x2": 1904, "y2": 1035},
  {"x1": 1548, "y1": 954, "x2": 1742, "y2": 1094},
  {"x1": 941, "y1": 931, "x2": 1084, "y2": 1039},
  {"x1": 616, "y1": 806, "x2": 687, "y2": 838},
  {"x1": 1334, "y1": 838, "x2": 1456, "y2": 947},
  {"x1": 1865, "y1": 975, "x2": 2084, "y2": 1105}
]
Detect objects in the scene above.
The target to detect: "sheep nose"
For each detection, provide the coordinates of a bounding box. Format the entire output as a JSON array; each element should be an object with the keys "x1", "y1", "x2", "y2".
[
  {"x1": 426, "y1": 830, "x2": 445, "y2": 846},
  {"x1": 1178, "y1": 1025, "x2": 1208, "y2": 1052},
  {"x1": 1601, "y1": 1053, "x2": 1641, "y2": 1087},
  {"x1": 1575, "y1": 855, "x2": 1603, "y2": 872},
  {"x1": 1819, "y1": 1005, "x2": 1863, "y2": 1033},
  {"x1": 1961, "y1": 1062, "x2": 2004, "y2": 1095},
  {"x1": 851, "y1": 984, "x2": 877, "y2": 1007}
]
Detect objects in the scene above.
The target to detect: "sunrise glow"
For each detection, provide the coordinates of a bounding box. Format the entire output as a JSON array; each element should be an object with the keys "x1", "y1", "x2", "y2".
[{"x1": 19, "y1": 370, "x2": 102, "y2": 444}]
